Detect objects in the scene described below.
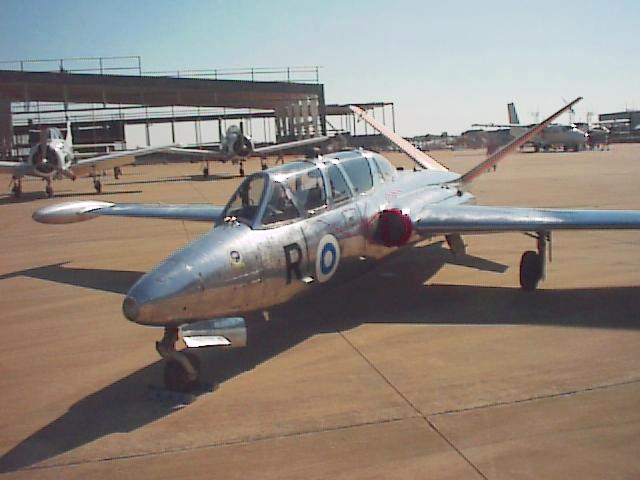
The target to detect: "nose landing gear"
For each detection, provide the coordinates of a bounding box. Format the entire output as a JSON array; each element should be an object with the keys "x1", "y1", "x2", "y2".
[
  {"x1": 156, "y1": 327, "x2": 201, "y2": 392},
  {"x1": 45, "y1": 179, "x2": 54, "y2": 198}
]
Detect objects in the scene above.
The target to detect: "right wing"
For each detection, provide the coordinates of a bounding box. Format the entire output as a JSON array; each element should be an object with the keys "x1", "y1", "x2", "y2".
[
  {"x1": 33, "y1": 201, "x2": 225, "y2": 224},
  {"x1": 413, "y1": 204, "x2": 640, "y2": 235},
  {"x1": 69, "y1": 145, "x2": 176, "y2": 177},
  {"x1": 253, "y1": 136, "x2": 329, "y2": 155}
]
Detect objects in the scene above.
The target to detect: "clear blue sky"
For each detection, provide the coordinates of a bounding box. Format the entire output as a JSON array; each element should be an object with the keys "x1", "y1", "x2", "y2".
[{"x1": 1, "y1": 0, "x2": 638, "y2": 135}]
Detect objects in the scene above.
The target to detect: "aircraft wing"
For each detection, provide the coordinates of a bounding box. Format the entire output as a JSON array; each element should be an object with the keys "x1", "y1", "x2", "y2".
[
  {"x1": 413, "y1": 205, "x2": 640, "y2": 235},
  {"x1": 166, "y1": 147, "x2": 224, "y2": 159},
  {"x1": 349, "y1": 105, "x2": 448, "y2": 172},
  {"x1": 253, "y1": 136, "x2": 330, "y2": 155},
  {"x1": 471, "y1": 123, "x2": 528, "y2": 128},
  {"x1": 0, "y1": 161, "x2": 31, "y2": 176},
  {"x1": 69, "y1": 145, "x2": 174, "y2": 177},
  {"x1": 33, "y1": 201, "x2": 225, "y2": 224}
]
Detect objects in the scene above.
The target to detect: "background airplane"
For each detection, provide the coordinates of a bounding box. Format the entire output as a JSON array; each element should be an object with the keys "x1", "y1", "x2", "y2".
[
  {"x1": 0, "y1": 123, "x2": 170, "y2": 198},
  {"x1": 33, "y1": 97, "x2": 640, "y2": 392},
  {"x1": 166, "y1": 122, "x2": 330, "y2": 177},
  {"x1": 474, "y1": 101, "x2": 588, "y2": 152}
]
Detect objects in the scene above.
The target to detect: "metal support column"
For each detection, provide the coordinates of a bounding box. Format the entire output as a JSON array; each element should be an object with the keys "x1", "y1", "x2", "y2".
[
  {"x1": 0, "y1": 97, "x2": 11, "y2": 160},
  {"x1": 391, "y1": 103, "x2": 396, "y2": 132}
]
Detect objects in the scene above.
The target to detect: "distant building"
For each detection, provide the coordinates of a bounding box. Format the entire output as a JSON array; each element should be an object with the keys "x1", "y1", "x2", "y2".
[{"x1": 598, "y1": 111, "x2": 640, "y2": 143}]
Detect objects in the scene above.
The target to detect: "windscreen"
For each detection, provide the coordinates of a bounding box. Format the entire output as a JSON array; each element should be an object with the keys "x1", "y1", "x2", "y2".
[{"x1": 225, "y1": 175, "x2": 267, "y2": 224}]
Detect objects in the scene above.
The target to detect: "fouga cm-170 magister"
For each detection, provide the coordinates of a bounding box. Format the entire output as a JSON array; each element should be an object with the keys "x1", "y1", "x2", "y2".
[{"x1": 33, "y1": 97, "x2": 640, "y2": 392}]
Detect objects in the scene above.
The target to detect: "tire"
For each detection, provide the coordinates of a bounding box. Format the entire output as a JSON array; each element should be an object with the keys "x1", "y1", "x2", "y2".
[
  {"x1": 94, "y1": 181, "x2": 102, "y2": 194},
  {"x1": 163, "y1": 352, "x2": 201, "y2": 392},
  {"x1": 519, "y1": 250, "x2": 542, "y2": 291},
  {"x1": 203, "y1": 167, "x2": 209, "y2": 178},
  {"x1": 46, "y1": 186, "x2": 53, "y2": 198}
]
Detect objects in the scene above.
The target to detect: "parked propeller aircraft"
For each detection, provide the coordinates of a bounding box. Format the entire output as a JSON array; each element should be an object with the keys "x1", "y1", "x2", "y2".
[
  {"x1": 168, "y1": 122, "x2": 329, "y2": 177},
  {"x1": 474, "y1": 101, "x2": 588, "y2": 152},
  {"x1": 0, "y1": 123, "x2": 170, "y2": 198},
  {"x1": 33, "y1": 97, "x2": 640, "y2": 392}
]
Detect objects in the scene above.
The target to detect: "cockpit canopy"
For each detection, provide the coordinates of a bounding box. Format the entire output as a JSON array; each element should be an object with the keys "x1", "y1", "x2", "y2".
[
  {"x1": 224, "y1": 161, "x2": 328, "y2": 227},
  {"x1": 222, "y1": 151, "x2": 397, "y2": 228}
]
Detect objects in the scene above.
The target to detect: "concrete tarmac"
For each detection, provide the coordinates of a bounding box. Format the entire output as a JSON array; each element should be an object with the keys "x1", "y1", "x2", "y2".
[{"x1": 1, "y1": 145, "x2": 639, "y2": 479}]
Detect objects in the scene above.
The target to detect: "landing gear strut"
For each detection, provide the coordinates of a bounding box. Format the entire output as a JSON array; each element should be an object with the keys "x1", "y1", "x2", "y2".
[
  {"x1": 519, "y1": 231, "x2": 550, "y2": 291},
  {"x1": 45, "y1": 179, "x2": 53, "y2": 198},
  {"x1": 203, "y1": 161, "x2": 209, "y2": 178},
  {"x1": 156, "y1": 327, "x2": 201, "y2": 392},
  {"x1": 11, "y1": 177, "x2": 22, "y2": 198},
  {"x1": 93, "y1": 178, "x2": 102, "y2": 193},
  {"x1": 113, "y1": 166, "x2": 122, "y2": 179},
  {"x1": 239, "y1": 160, "x2": 245, "y2": 177}
]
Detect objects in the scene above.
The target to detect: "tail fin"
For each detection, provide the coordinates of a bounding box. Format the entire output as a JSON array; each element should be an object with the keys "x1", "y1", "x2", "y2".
[
  {"x1": 507, "y1": 103, "x2": 519, "y2": 124},
  {"x1": 459, "y1": 97, "x2": 582, "y2": 185},
  {"x1": 65, "y1": 121, "x2": 73, "y2": 148},
  {"x1": 348, "y1": 105, "x2": 448, "y2": 171}
]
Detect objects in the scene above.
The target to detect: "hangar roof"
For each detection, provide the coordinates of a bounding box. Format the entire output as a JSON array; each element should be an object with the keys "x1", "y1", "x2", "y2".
[{"x1": 0, "y1": 70, "x2": 324, "y2": 110}]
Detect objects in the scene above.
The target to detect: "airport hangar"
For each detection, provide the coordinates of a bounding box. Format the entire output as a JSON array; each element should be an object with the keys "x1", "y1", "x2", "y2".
[{"x1": 0, "y1": 57, "x2": 397, "y2": 161}]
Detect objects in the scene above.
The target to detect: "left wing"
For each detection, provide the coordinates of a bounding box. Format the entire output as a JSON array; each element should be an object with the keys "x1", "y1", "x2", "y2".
[
  {"x1": 0, "y1": 161, "x2": 32, "y2": 176},
  {"x1": 414, "y1": 204, "x2": 640, "y2": 235},
  {"x1": 33, "y1": 201, "x2": 225, "y2": 224}
]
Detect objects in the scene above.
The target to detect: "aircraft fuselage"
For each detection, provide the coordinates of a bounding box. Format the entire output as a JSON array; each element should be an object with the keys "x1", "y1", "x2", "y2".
[{"x1": 122, "y1": 151, "x2": 470, "y2": 327}]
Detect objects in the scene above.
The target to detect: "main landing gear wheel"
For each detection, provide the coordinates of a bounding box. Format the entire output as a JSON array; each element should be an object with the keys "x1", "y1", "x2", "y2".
[
  {"x1": 203, "y1": 167, "x2": 209, "y2": 178},
  {"x1": 94, "y1": 179, "x2": 102, "y2": 193},
  {"x1": 519, "y1": 250, "x2": 542, "y2": 291},
  {"x1": 156, "y1": 326, "x2": 201, "y2": 392},
  {"x1": 11, "y1": 179, "x2": 22, "y2": 198},
  {"x1": 164, "y1": 352, "x2": 201, "y2": 393},
  {"x1": 114, "y1": 167, "x2": 122, "y2": 179},
  {"x1": 239, "y1": 162, "x2": 245, "y2": 177},
  {"x1": 45, "y1": 185, "x2": 53, "y2": 198}
]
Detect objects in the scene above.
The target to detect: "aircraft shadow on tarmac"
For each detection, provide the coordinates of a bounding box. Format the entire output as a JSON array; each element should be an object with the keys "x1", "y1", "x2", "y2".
[
  {"x1": 1, "y1": 242, "x2": 639, "y2": 472},
  {"x1": 0, "y1": 262, "x2": 142, "y2": 295},
  {"x1": 0, "y1": 189, "x2": 143, "y2": 205}
]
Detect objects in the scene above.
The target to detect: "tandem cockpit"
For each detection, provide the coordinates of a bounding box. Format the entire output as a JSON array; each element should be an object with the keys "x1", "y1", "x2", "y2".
[{"x1": 222, "y1": 151, "x2": 398, "y2": 229}]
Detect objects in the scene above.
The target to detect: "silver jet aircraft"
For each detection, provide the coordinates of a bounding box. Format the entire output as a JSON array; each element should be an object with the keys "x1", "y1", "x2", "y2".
[
  {"x1": 474, "y1": 102, "x2": 588, "y2": 152},
  {"x1": 0, "y1": 123, "x2": 169, "y2": 198},
  {"x1": 168, "y1": 123, "x2": 329, "y2": 177},
  {"x1": 33, "y1": 97, "x2": 640, "y2": 392}
]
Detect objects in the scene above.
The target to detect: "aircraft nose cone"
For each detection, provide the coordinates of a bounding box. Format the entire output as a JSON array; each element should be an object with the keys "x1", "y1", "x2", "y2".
[
  {"x1": 122, "y1": 296, "x2": 140, "y2": 322},
  {"x1": 122, "y1": 258, "x2": 205, "y2": 326}
]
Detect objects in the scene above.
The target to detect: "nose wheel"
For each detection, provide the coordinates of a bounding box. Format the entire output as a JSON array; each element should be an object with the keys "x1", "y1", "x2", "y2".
[{"x1": 156, "y1": 327, "x2": 201, "y2": 392}]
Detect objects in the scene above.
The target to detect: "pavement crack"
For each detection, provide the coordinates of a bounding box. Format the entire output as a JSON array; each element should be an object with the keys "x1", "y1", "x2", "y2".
[
  {"x1": 429, "y1": 377, "x2": 640, "y2": 417},
  {"x1": 19, "y1": 416, "x2": 415, "y2": 472},
  {"x1": 336, "y1": 330, "x2": 488, "y2": 480}
]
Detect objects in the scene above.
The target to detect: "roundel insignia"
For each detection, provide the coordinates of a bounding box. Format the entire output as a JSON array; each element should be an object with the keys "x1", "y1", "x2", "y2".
[
  {"x1": 229, "y1": 250, "x2": 244, "y2": 268},
  {"x1": 315, "y1": 234, "x2": 341, "y2": 283}
]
